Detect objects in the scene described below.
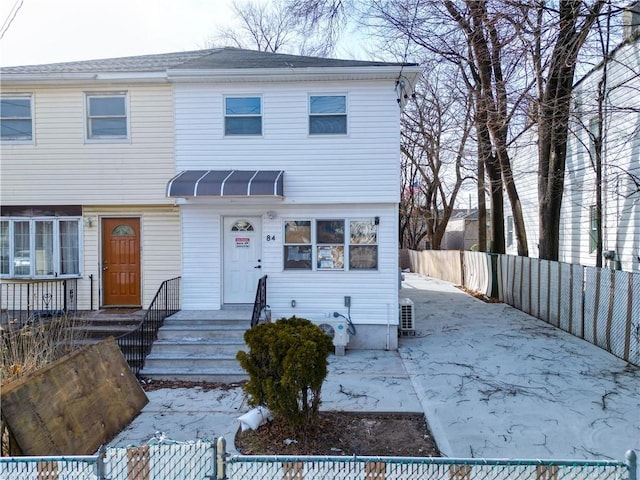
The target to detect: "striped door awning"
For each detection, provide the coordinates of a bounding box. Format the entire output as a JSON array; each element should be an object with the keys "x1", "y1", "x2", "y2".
[{"x1": 167, "y1": 170, "x2": 284, "y2": 197}]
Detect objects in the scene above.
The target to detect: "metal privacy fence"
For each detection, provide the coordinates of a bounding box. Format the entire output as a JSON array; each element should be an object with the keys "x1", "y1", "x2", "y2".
[
  {"x1": 0, "y1": 440, "x2": 635, "y2": 480},
  {"x1": 406, "y1": 250, "x2": 640, "y2": 367}
]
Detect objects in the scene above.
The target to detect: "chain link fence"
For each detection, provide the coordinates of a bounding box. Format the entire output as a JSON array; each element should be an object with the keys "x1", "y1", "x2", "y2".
[{"x1": 0, "y1": 440, "x2": 635, "y2": 480}]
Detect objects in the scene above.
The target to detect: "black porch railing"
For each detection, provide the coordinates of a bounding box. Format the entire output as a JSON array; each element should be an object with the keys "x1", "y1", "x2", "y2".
[
  {"x1": 251, "y1": 275, "x2": 268, "y2": 328},
  {"x1": 0, "y1": 278, "x2": 78, "y2": 326},
  {"x1": 116, "y1": 277, "x2": 181, "y2": 377}
]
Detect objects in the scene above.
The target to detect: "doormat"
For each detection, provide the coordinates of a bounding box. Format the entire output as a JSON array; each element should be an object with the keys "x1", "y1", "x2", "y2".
[{"x1": 99, "y1": 308, "x2": 141, "y2": 314}]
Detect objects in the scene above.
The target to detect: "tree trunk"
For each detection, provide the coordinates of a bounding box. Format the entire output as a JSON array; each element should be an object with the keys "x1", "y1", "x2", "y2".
[{"x1": 537, "y1": 0, "x2": 605, "y2": 261}]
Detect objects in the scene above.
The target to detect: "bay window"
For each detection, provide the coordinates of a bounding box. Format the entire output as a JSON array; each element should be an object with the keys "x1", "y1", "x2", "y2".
[{"x1": 0, "y1": 218, "x2": 81, "y2": 277}]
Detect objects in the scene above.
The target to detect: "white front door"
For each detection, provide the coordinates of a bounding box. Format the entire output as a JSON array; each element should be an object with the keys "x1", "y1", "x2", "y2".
[{"x1": 223, "y1": 217, "x2": 263, "y2": 303}]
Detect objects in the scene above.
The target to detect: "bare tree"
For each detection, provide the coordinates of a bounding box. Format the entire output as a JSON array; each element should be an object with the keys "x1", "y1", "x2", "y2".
[
  {"x1": 532, "y1": 0, "x2": 607, "y2": 261},
  {"x1": 400, "y1": 67, "x2": 475, "y2": 250},
  {"x1": 211, "y1": 0, "x2": 333, "y2": 56}
]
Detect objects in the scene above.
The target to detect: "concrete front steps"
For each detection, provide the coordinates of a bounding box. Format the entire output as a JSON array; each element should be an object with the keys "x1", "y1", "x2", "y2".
[{"x1": 139, "y1": 308, "x2": 253, "y2": 383}]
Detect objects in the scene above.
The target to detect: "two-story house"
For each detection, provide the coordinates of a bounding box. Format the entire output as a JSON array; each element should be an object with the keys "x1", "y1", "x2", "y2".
[{"x1": 1, "y1": 48, "x2": 420, "y2": 350}]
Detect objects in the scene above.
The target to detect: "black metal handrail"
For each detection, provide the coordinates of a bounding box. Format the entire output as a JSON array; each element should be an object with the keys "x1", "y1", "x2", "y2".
[
  {"x1": 0, "y1": 278, "x2": 77, "y2": 326},
  {"x1": 251, "y1": 275, "x2": 268, "y2": 328},
  {"x1": 116, "y1": 276, "x2": 181, "y2": 377}
]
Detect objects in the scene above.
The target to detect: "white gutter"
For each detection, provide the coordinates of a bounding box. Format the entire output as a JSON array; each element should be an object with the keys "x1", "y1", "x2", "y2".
[
  {"x1": 0, "y1": 71, "x2": 169, "y2": 86},
  {"x1": 167, "y1": 65, "x2": 423, "y2": 83}
]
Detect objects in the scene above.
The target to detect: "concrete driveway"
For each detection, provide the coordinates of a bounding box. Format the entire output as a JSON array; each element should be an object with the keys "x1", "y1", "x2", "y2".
[{"x1": 398, "y1": 273, "x2": 640, "y2": 460}]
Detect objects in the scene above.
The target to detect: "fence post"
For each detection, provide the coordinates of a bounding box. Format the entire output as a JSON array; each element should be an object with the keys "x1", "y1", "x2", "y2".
[
  {"x1": 96, "y1": 445, "x2": 107, "y2": 480},
  {"x1": 216, "y1": 437, "x2": 227, "y2": 480},
  {"x1": 626, "y1": 450, "x2": 637, "y2": 480}
]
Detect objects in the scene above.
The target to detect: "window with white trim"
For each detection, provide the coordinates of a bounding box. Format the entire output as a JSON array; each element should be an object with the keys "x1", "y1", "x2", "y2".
[
  {"x1": 86, "y1": 92, "x2": 128, "y2": 140},
  {"x1": 309, "y1": 95, "x2": 347, "y2": 135},
  {"x1": 283, "y1": 218, "x2": 378, "y2": 271},
  {"x1": 225, "y1": 96, "x2": 262, "y2": 135},
  {"x1": 349, "y1": 219, "x2": 378, "y2": 269},
  {"x1": 506, "y1": 216, "x2": 514, "y2": 248},
  {"x1": 0, "y1": 218, "x2": 81, "y2": 277},
  {"x1": 284, "y1": 221, "x2": 312, "y2": 269},
  {"x1": 1, "y1": 95, "x2": 33, "y2": 142}
]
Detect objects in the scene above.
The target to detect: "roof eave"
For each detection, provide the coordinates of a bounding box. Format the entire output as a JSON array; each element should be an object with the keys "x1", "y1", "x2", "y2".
[
  {"x1": 0, "y1": 71, "x2": 169, "y2": 86},
  {"x1": 167, "y1": 65, "x2": 423, "y2": 83}
]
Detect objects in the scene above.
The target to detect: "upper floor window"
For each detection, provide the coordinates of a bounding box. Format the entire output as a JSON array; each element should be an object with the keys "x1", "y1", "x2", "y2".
[
  {"x1": 1, "y1": 218, "x2": 81, "y2": 278},
  {"x1": 225, "y1": 96, "x2": 262, "y2": 136},
  {"x1": 1, "y1": 95, "x2": 33, "y2": 142},
  {"x1": 309, "y1": 95, "x2": 347, "y2": 135},
  {"x1": 86, "y1": 93, "x2": 128, "y2": 140}
]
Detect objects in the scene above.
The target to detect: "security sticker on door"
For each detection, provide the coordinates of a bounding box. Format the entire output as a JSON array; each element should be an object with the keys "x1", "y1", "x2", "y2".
[{"x1": 235, "y1": 237, "x2": 250, "y2": 248}]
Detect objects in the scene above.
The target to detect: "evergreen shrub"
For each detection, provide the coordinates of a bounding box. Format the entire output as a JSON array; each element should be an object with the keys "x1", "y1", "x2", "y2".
[{"x1": 237, "y1": 316, "x2": 333, "y2": 433}]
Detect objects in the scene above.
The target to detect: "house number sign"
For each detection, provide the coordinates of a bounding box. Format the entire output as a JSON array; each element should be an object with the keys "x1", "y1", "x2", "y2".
[{"x1": 266, "y1": 234, "x2": 276, "y2": 241}]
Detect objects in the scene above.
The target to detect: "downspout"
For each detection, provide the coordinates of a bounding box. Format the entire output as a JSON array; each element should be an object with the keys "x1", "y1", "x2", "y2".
[{"x1": 386, "y1": 303, "x2": 391, "y2": 350}]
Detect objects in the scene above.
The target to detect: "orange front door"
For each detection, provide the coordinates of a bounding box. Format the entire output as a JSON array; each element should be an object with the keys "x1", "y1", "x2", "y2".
[{"x1": 102, "y1": 218, "x2": 141, "y2": 306}]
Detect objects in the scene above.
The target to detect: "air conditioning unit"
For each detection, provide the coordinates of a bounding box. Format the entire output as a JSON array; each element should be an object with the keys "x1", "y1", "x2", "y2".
[
  {"x1": 399, "y1": 298, "x2": 415, "y2": 336},
  {"x1": 310, "y1": 318, "x2": 349, "y2": 356}
]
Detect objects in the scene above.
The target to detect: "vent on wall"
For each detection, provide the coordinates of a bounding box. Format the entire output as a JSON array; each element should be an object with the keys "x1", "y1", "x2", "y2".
[{"x1": 399, "y1": 298, "x2": 415, "y2": 336}]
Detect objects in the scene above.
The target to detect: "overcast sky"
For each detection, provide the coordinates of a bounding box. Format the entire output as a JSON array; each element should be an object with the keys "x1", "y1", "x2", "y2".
[{"x1": 0, "y1": 0, "x2": 238, "y2": 67}]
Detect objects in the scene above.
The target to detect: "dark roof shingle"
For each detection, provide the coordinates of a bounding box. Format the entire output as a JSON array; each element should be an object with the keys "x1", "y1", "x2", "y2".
[{"x1": 1, "y1": 47, "x2": 414, "y2": 75}]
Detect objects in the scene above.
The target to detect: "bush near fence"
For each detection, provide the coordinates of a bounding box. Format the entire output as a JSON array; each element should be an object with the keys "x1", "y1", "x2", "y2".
[{"x1": 405, "y1": 250, "x2": 640, "y2": 367}]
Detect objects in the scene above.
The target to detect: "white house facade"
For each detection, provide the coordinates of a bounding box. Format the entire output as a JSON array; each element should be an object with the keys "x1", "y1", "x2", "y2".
[{"x1": 166, "y1": 49, "x2": 420, "y2": 350}]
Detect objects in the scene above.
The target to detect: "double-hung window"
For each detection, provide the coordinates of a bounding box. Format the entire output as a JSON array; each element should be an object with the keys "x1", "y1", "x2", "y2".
[
  {"x1": 309, "y1": 95, "x2": 347, "y2": 135},
  {"x1": 86, "y1": 92, "x2": 128, "y2": 140},
  {"x1": 225, "y1": 96, "x2": 262, "y2": 135},
  {"x1": 283, "y1": 218, "x2": 378, "y2": 271},
  {"x1": 1, "y1": 95, "x2": 33, "y2": 142},
  {"x1": 0, "y1": 218, "x2": 81, "y2": 278}
]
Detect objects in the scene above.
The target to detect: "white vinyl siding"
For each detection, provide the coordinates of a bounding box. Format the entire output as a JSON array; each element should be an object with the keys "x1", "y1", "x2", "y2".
[
  {"x1": 174, "y1": 81, "x2": 401, "y2": 204},
  {"x1": 0, "y1": 85, "x2": 175, "y2": 206},
  {"x1": 180, "y1": 203, "x2": 398, "y2": 326}
]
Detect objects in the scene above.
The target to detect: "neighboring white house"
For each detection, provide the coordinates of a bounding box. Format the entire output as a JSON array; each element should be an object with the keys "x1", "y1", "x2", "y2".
[
  {"x1": 505, "y1": 8, "x2": 640, "y2": 272},
  {"x1": 1, "y1": 48, "x2": 420, "y2": 349}
]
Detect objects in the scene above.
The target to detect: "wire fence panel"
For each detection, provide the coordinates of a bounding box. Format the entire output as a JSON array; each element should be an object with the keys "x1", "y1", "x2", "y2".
[
  {"x1": 570, "y1": 264, "x2": 585, "y2": 339},
  {"x1": 539, "y1": 259, "x2": 551, "y2": 323},
  {"x1": 584, "y1": 267, "x2": 598, "y2": 345},
  {"x1": 105, "y1": 442, "x2": 215, "y2": 480},
  {"x1": 0, "y1": 456, "x2": 99, "y2": 480},
  {"x1": 559, "y1": 262, "x2": 573, "y2": 333},
  {"x1": 226, "y1": 455, "x2": 630, "y2": 480},
  {"x1": 529, "y1": 259, "x2": 540, "y2": 319}
]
